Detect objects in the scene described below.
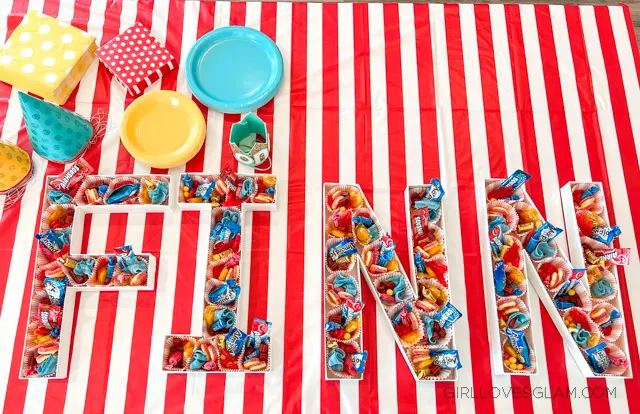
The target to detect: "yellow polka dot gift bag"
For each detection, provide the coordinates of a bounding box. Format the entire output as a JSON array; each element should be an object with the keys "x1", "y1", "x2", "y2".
[{"x1": 0, "y1": 10, "x2": 96, "y2": 105}]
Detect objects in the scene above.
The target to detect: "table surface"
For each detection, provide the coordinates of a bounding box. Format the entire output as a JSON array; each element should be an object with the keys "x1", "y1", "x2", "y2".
[{"x1": 1, "y1": 1, "x2": 640, "y2": 414}]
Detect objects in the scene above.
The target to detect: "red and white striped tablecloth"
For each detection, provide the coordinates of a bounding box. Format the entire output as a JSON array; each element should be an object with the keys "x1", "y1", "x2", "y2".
[{"x1": 1, "y1": 1, "x2": 639, "y2": 413}]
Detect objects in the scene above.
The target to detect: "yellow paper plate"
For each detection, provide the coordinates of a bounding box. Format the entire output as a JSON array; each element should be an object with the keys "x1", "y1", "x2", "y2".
[{"x1": 121, "y1": 91, "x2": 206, "y2": 168}]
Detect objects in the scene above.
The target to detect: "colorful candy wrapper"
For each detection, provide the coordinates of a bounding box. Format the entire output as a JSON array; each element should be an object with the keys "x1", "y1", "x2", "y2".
[
  {"x1": 588, "y1": 248, "x2": 631, "y2": 266},
  {"x1": 245, "y1": 318, "x2": 271, "y2": 359},
  {"x1": 553, "y1": 280, "x2": 582, "y2": 310},
  {"x1": 351, "y1": 351, "x2": 368, "y2": 374},
  {"x1": 37, "y1": 304, "x2": 61, "y2": 333},
  {"x1": 414, "y1": 253, "x2": 426, "y2": 273},
  {"x1": 183, "y1": 174, "x2": 193, "y2": 190},
  {"x1": 434, "y1": 302, "x2": 462, "y2": 329},
  {"x1": 489, "y1": 170, "x2": 531, "y2": 201},
  {"x1": 237, "y1": 178, "x2": 255, "y2": 199},
  {"x1": 599, "y1": 309, "x2": 621, "y2": 330},
  {"x1": 208, "y1": 279, "x2": 241, "y2": 305},
  {"x1": 328, "y1": 239, "x2": 357, "y2": 262},
  {"x1": 505, "y1": 327, "x2": 531, "y2": 367},
  {"x1": 569, "y1": 268, "x2": 587, "y2": 282},
  {"x1": 115, "y1": 245, "x2": 148, "y2": 273},
  {"x1": 43, "y1": 277, "x2": 68, "y2": 306},
  {"x1": 36, "y1": 230, "x2": 66, "y2": 256},
  {"x1": 578, "y1": 185, "x2": 600, "y2": 201},
  {"x1": 488, "y1": 225, "x2": 504, "y2": 258},
  {"x1": 106, "y1": 183, "x2": 140, "y2": 204},
  {"x1": 590, "y1": 225, "x2": 622, "y2": 245},
  {"x1": 525, "y1": 222, "x2": 562, "y2": 254},
  {"x1": 493, "y1": 260, "x2": 506, "y2": 296},
  {"x1": 431, "y1": 349, "x2": 462, "y2": 369},
  {"x1": 345, "y1": 297, "x2": 364, "y2": 313},
  {"x1": 194, "y1": 181, "x2": 215, "y2": 201},
  {"x1": 225, "y1": 327, "x2": 248, "y2": 356},
  {"x1": 107, "y1": 256, "x2": 116, "y2": 283},
  {"x1": 586, "y1": 342, "x2": 609, "y2": 374},
  {"x1": 414, "y1": 178, "x2": 445, "y2": 220},
  {"x1": 50, "y1": 158, "x2": 93, "y2": 192},
  {"x1": 211, "y1": 210, "x2": 241, "y2": 244}
]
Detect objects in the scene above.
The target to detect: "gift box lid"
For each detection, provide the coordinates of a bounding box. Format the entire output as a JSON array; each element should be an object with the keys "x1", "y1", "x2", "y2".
[
  {"x1": 0, "y1": 10, "x2": 96, "y2": 105},
  {"x1": 96, "y1": 23, "x2": 176, "y2": 95}
]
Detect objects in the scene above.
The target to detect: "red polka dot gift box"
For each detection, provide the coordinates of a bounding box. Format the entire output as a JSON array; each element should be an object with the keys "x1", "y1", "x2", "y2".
[{"x1": 95, "y1": 23, "x2": 176, "y2": 96}]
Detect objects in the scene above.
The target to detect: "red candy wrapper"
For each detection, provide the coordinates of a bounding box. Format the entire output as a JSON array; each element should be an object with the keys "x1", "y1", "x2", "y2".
[
  {"x1": 50, "y1": 158, "x2": 93, "y2": 192},
  {"x1": 594, "y1": 248, "x2": 631, "y2": 266}
]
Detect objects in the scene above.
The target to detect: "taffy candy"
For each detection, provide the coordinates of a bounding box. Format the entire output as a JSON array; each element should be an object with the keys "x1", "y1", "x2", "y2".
[
  {"x1": 524, "y1": 222, "x2": 561, "y2": 261},
  {"x1": 327, "y1": 208, "x2": 353, "y2": 238},
  {"x1": 585, "y1": 342, "x2": 609, "y2": 374},
  {"x1": 327, "y1": 239, "x2": 357, "y2": 271},
  {"x1": 421, "y1": 313, "x2": 447, "y2": 345},
  {"x1": 74, "y1": 258, "x2": 96, "y2": 277},
  {"x1": 37, "y1": 353, "x2": 58, "y2": 376},
  {"x1": 139, "y1": 178, "x2": 169, "y2": 204},
  {"x1": 50, "y1": 158, "x2": 93, "y2": 192},
  {"x1": 553, "y1": 280, "x2": 583, "y2": 310},
  {"x1": 208, "y1": 279, "x2": 241, "y2": 305},
  {"x1": 26, "y1": 344, "x2": 60, "y2": 376},
  {"x1": 376, "y1": 275, "x2": 411, "y2": 305},
  {"x1": 504, "y1": 327, "x2": 531, "y2": 368},
  {"x1": 431, "y1": 349, "x2": 462, "y2": 370},
  {"x1": 573, "y1": 185, "x2": 601, "y2": 210},
  {"x1": 327, "y1": 186, "x2": 364, "y2": 211},
  {"x1": 588, "y1": 267, "x2": 615, "y2": 298},
  {"x1": 44, "y1": 277, "x2": 68, "y2": 306},
  {"x1": 211, "y1": 254, "x2": 240, "y2": 281},
  {"x1": 353, "y1": 213, "x2": 380, "y2": 245},
  {"x1": 434, "y1": 302, "x2": 462, "y2": 330},
  {"x1": 211, "y1": 308, "x2": 236, "y2": 332},
  {"x1": 416, "y1": 283, "x2": 447, "y2": 313},
  {"x1": 487, "y1": 170, "x2": 531, "y2": 201},
  {"x1": 189, "y1": 350, "x2": 209, "y2": 370},
  {"x1": 166, "y1": 338, "x2": 187, "y2": 369},
  {"x1": 236, "y1": 178, "x2": 255, "y2": 200},
  {"x1": 36, "y1": 229, "x2": 68, "y2": 260},
  {"x1": 497, "y1": 300, "x2": 528, "y2": 331},
  {"x1": 537, "y1": 261, "x2": 565, "y2": 290},
  {"x1": 411, "y1": 178, "x2": 445, "y2": 220},
  {"x1": 584, "y1": 247, "x2": 631, "y2": 267},
  {"x1": 327, "y1": 273, "x2": 358, "y2": 305},
  {"x1": 48, "y1": 189, "x2": 73, "y2": 204},
  {"x1": 389, "y1": 304, "x2": 421, "y2": 344},
  {"x1": 106, "y1": 182, "x2": 140, "y2": 204}
]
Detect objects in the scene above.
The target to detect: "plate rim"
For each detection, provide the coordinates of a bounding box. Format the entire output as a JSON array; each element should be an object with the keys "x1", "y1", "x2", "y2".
[
  {"x1": 120, "y1": 90, "x2": 206, "y2": 168},
  {"x1": 185, "y1": 26, "x2": 284, "y2": 114}
]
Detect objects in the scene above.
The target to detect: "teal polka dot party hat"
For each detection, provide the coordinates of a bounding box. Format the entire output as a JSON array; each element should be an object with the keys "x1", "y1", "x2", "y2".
[{"x1": 18, "y1": 92, "x2": 93, "y2": 163}]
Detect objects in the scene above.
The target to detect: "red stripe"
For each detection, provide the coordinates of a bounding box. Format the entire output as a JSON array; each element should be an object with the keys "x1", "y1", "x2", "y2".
[
  {"x1": 319, "y1": 3, "x2": 341, "y2": 412},
  {"x1": 534, "y1": 6, "x2": 614, "y2": 412},
  {"x1": 472, "y1": 6, "x2": 536, "y2": 413},
  {"x1": 381, "y1": 5, "x2": 418, "y2": 413},
  {"x1": 242, "y1": 3, "x2": 277, "y2": 413},
  {"x1": 442, "y1": 6, "x2": 495, "y2": 414},
  {"x1": 352, "y1": 4, "x2": 379, "y2": 413},
  {"x1": 592, "y1": 6, "x2": 640, "y2": 411},
  {"x1": 281, "y1": 3, "x2": 307, "y2": 413},
  {"x1": 503, "y1": 6, "x2": 573, "y2": 413}
]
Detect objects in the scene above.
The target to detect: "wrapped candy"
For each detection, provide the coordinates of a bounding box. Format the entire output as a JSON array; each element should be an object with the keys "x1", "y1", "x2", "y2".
[
  {"x1": 524, "y1": 222, "x2": 562, "y2": 261},
  {"x1": 208, "y1": 279, "x2": 241, "y2": 306},
  {"x1": 50, "y1": 158, "x2": 93, "y2": 192},
  {"x1": 43, "y1": 277, "x2": 68, "y2": 306},
  {"x1": 106, "y1": 182, "x2": 140, "y2": 204},
  {"x1": 411, "y1": 178, "x2": 445, "y2": 220},
  {"x1": 504, "y1": 327, "x2": 531, "y2": 368},
  {"x1": 487, "y1": 170, "x2": 530, "y2": 201}
]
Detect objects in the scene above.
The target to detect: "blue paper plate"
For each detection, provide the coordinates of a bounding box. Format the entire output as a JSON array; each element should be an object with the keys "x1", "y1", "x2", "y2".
[{"x1": 186, "y1": 26, "x2": 284, "y2": 114}]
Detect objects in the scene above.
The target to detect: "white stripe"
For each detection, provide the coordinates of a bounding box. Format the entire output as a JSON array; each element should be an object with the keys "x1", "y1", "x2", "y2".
[
  {"x1": 459, "y1": 5, "x2": 514, "y2": 413},
  {"x1": 519, "y1": 5, "x2": 589, "y2": 413},
  {"x1": 336, "y1": 5, "x2": 360, "y2": 411},
  {"x1": 367, "y1": 4, "x2": 399, "y2": 413},
  {"x1": 301, "y1": 3, "x2": 323, "y2": 414},
  {"x1": 398, "y1": 4, "x2": 437, "y2": 412},
  {"x1": 609, "y1": 6, "x2": 640, "y2": 168},
  {"x1": 551, "y1": 5, "x2": 630, "y2": 411},
  {"x1": 582, "y1": 4, "x2": 640, "y2": 405},
  {"x1": 261, "y1": 3, "x2": 291, "y2": 414}
]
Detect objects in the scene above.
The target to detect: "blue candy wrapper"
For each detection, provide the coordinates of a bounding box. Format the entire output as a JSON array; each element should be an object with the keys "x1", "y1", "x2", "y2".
[
  {"x1": 324, "y1": 321, "x2": 342, "y2": 332},
  {"x1": 107, "y1": 256, "x2": 116, "y2": 283},
  {"x1": 352, "y1": 216, "x2": 374, "y2": 227},
  {"x1": 505, "y1": 327, "x2": 531, "y2": 367},
  {"x1": 599, "y1": 309, "x2": 621, "y2": 329},
  {"x1": 44, "y1": 277, "x2": 68, "y2": 306},
  {"x1": 580, "y1": 185, "x2": 600, "y2": 201},
  {"x1": 225, "y1": 327, "x2": 248, "y2": 356},
  {"x1": 194, "y1": 181, "x2": 215, "y2": 200},
  {"x1": 586, "y1": 342, "x2": 609, "y2": 374},
  {"x1": 493, "y1": 260, "x2": 506, "y2": 296},
  {"x1": 414, "y1": 253, "x2": 426, "y2": 273},
  {"x1": 98, "y1": 185, "x2": 108, "y2": 196},
  {"x1": 422, "y1": 313, "x2": 436, "y2": 344},
  {"x1": 211, "y1": 210, "x2": 241, "y2": 244},
  {"x1": 333, "y1": 273, "x2": 358, "y2": 296},
  {"x1": 328, "y1": 239, "x2": 357, "y2": 262},
  {"x1": 238, "y1": 178, "x2": 255, "y2": 199},
  {"x1": 106, "y1": 183, "x2": 140, "y2": 204},
  {"x1": 434, "y1": 302, "x2": 462, "y2": 329},
  {"x1": 352, "y1": 351, "x2": 368, "y2": 374},
  {"x1": 36, "y1": 230, "x2": 65, "y2": 254},
  {"x1": 150, "y1": 181, "x2": 169, "y2": 204},
  {"x1": 48, "y1": 190, "x2": 73, "y2": 204},
  {"x1": 590, "y1": 225, "x2": 622, "y2": 245},
  {"x1": 211, "y1": 308, "x2": 236, "y2": 331},
  {"x1": 525, "y1": 222, "x2": 562, "y2": 254},
  {"x1": 414, "y1": 178, "x2": 445, "y2": 220},
  {"x1": 183, "y1": 174, "x2": 193, "y2": 190},
  {"x1": 431, "y1": 349, "x2": 462, "y2": 369},
  {"x1": 208, "y1": 279, "x2": 241, "y2": 305},
  {"x1": 377, "y1": 244, "x2": 395, "y2": 267},
  {"x1": 498, "y1": 170, "x2": 531, "y2": 192}
]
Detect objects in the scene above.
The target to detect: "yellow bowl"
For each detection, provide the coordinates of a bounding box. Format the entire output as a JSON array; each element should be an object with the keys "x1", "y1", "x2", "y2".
[{"x1": 120, "y1": 91, "x2": 206, "y2": 168}]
